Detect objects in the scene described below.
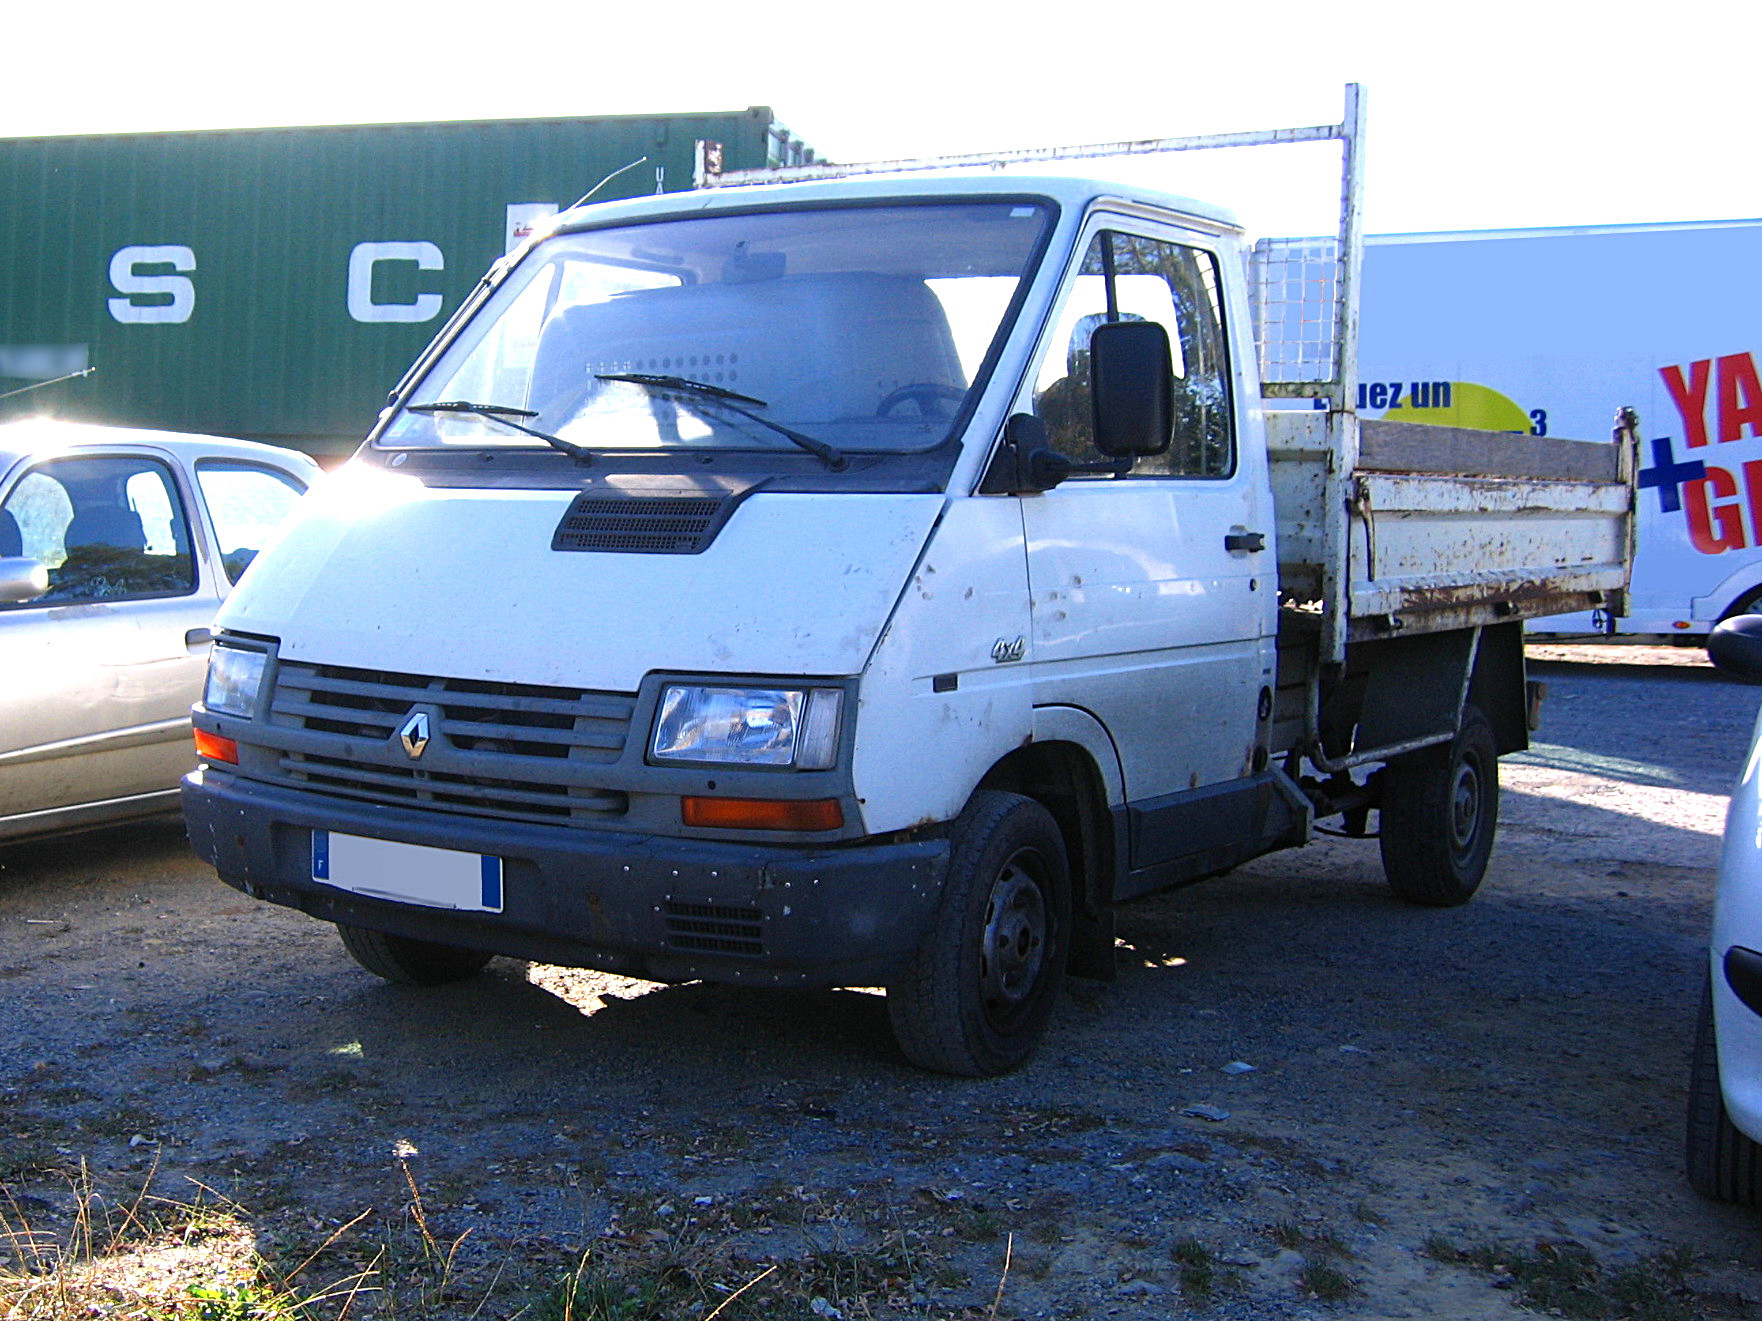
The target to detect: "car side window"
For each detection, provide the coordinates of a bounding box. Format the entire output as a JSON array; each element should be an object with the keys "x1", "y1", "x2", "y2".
[
  {"x1": 0, "y1": 456, "x2": 196, "y2": 605},
  {"x1": 194, "y1": 461, "x2": 308, "y2": 583},
  {"x1": 1031, "y1": 230, "x2": 1235, "y2": 478}
]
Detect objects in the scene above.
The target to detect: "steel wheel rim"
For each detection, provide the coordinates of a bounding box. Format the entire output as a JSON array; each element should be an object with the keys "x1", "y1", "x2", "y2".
[
  {"x1": 1449, "y1": 755, "x2": 1483, "y2": 853},
  {"x1": 980, "y1": 849, "x2": 1049, "y2": 1026}
]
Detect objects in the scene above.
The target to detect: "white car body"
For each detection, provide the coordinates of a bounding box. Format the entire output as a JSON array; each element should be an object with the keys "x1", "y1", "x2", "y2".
[{"x1": 1691, "y1": 613, "x2": 1762, "y2": 1202}]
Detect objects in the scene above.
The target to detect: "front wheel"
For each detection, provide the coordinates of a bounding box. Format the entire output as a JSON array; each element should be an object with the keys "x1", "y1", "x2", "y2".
[
  {"x1": 337, "y1": 924, "x2": 494, "y2": 986},
  {"x1": 887, "y1": 791, "x2": 1070, "y2": 1076},
  {"x1": 1378, "y1": 703, "x2": 1498, "y2": 907}
]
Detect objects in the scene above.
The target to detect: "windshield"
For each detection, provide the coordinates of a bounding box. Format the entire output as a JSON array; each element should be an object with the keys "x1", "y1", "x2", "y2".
[{"x1": 379, "y1": 200, "x2": 1052, "y2": 458}]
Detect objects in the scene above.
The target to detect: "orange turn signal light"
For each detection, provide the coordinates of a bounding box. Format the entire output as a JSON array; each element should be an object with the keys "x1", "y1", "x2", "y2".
[
  {"x1": 681, "y1": 796, "x2": 843, "y2": 832},
  {"x1": 193, "y1": 729, "x2": 239, "y2": 765}
]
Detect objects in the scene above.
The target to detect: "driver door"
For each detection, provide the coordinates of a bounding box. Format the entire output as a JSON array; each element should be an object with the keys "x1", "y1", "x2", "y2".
[{"x1": 1017, "y1": 221, "x2": 1277, "y2": 865}]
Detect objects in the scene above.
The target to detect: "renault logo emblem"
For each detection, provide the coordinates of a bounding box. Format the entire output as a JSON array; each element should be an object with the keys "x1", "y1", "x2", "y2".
[{"x1": 399, "y1": 711, "x2": 431, "y2": 760}]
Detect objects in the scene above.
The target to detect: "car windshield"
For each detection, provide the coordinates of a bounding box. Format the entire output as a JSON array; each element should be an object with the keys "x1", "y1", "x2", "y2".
[{"x1": 378, "y1": 199, "x2": 1052, "y2": 458}]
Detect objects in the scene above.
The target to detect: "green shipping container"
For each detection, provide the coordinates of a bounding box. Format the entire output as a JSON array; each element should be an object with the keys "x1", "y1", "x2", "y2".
[{"x1": 0, "y1": 109, "x2": 812, "y2": 455}]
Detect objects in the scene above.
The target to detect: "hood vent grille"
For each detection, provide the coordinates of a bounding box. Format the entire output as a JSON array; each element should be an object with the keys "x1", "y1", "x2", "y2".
[{"x1": 552, "y1": 493, "x2": 734, "y2": 554}]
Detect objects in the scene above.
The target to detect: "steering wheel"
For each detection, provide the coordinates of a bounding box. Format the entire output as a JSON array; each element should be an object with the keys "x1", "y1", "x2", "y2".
[{"x1": 876, "y1": 383, "x2": 966, "y2": 417}]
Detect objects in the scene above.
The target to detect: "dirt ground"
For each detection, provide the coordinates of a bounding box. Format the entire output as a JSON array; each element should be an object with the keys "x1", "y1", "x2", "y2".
[{"x1": 3, "y1": 648, "x2": 1760, "y2": 1319}]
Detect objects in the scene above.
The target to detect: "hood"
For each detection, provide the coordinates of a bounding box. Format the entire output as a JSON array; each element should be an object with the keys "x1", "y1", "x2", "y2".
[{"x1": 218, "y1": 467, "x2": 943, "y2": 691}]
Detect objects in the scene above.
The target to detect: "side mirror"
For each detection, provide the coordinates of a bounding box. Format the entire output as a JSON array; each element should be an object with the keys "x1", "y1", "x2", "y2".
[
  {"x1": 979, "y1": 414, "x2": 1130, "y2": 495},
  {"x1": 1090, "y1": 320, "x2": 1173, "y2": 459},
  {"x1": 0, "y1": 556, "x2": 49, "y2": 605},
  {"x1": 1710, "y1": 613, "x2": 1762, "y2": 684}
]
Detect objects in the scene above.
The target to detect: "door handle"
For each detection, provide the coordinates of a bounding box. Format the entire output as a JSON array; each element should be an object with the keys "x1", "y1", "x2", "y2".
[
  {"x1": 185, "y1": 627, "x2": 213, "y2": 648},
  {"x1": 1225, "y1": 530, "x2": 1266, "y2": 553}
]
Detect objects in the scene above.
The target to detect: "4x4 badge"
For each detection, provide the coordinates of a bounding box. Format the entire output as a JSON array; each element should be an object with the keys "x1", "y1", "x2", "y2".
[
  {"x1": 399, "y1": 711, "x2": 431, "y2": 760},
  {"x1": 991, "y1": 636, "x2": 1027, "y2": 664}
]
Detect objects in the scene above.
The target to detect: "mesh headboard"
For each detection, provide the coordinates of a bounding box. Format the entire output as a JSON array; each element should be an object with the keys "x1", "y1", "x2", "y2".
[{"x1": 530, "y1": 273, "x2": 965, "y2": 423}]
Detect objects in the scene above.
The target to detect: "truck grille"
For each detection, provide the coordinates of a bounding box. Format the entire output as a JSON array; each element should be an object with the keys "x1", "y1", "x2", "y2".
[
  {"x1": 663, "y1": 902, "x2": 765, "y2": 956},
  {"x1": 266, "y1": 661, "x2": 635, "y2": 826}
]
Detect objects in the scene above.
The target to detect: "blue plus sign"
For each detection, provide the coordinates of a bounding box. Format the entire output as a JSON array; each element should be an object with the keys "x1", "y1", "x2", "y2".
[{"x1": 1638, "y1": 435, "x2": 1706, "y2": 514}]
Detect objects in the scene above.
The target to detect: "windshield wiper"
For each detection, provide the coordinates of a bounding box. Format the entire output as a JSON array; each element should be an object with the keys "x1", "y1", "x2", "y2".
[
  {"x1": 596, "y1": 374, "x2": 848, "y2": 471},
  {"x1": 406, "y1": 400, "x2": 592, "y2": 462},
  {"x1": 595, "y1": 373, "x2": 767, "y2": 407}
]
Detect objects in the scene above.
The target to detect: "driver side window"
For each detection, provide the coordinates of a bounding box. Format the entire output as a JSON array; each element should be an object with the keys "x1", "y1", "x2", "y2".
[{"x1": 1032, "y1": 231, "x2": 1235, "y2": 478}]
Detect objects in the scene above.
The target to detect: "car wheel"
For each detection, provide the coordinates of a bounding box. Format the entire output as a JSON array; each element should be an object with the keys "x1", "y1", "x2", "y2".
[
  {"x1": 887, "y1": 791, "x2": 1070, "y2": 1077},
  {"x1": 1688, "y1": 971, "x2": 1762, "y2": 1205},
  {"x1": 1378, "y1": 703, "x2": 1498, "y2": 907},
  {"x1": 337, "y1": 923, "x2": 494, "y2": 986}
]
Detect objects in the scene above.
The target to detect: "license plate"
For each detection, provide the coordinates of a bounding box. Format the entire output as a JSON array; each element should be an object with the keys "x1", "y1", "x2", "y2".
[{"x1": 311, "y1": 831, "x2": 503, "y2": 913}]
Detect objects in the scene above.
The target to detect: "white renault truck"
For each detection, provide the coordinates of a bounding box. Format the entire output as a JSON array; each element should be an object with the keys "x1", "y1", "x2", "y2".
[{"x1": 183, "y1": 89, "x2": 1636, "y2": 1074}]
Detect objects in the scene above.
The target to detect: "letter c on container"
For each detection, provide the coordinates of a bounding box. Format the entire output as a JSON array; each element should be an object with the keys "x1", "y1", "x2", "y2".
[{"x1": 347, "y1": 241, "x2": 444, "y2": 324}]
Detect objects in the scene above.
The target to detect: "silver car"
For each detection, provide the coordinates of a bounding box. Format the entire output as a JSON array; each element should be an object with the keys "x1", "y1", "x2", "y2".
[{"x1": 0, "y1": 420, "x2": 320, "y2": 841}]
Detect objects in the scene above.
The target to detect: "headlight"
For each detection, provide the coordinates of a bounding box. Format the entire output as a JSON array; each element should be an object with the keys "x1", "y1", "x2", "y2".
[
  {"x1": 204, "y1": 644, "x2": 269, "y2": 718},
  {"x1": 651, "y1": 685, "x2": 843, "y2": 769}
]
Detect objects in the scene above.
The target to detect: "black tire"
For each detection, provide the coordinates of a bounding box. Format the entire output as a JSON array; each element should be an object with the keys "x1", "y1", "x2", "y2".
[
  {"x1": 336, "y1": 923, "x2": 493, "y2": 987},
  {"x1": 1688, "y1": 972, "x2": 1762, "y2": 1204},
  {"x1": 1378, "y1": 703, "x2": 1498, "y2": 907},
  {"x1": 887, "y1": 791, "x2": 1070, "y2": 1076}
]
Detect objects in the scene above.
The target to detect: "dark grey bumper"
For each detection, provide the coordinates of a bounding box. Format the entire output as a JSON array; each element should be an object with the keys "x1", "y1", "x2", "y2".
[{"x1": 182, "y1": 770, "x2": 949, "y2": 987}]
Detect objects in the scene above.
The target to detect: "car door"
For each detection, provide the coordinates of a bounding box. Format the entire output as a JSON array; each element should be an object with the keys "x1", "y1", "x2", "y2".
[
  {"x1": 1016, "y1": 220, "x2": 1277, "y2": 863},
  {"x1": 0, "y1": 448, "x2": 222, "y2": 831}
]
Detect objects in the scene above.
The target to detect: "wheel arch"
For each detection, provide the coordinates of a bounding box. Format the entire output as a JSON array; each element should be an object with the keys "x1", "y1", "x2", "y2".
[
  {"x1": 1695, "y1": 559, "x2": 1762, "y2": 624},
  {"x1": 976, "y1": 715, "x2": 1121, "y2": 980}
]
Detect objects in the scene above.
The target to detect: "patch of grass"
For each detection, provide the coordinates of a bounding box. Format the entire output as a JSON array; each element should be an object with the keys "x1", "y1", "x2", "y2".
[
  {"x1": 183, "y1": 1280, "x2": 306, "y2": 1321},
  {"x1": 528, "y1": 1255, "x2": 661, "y2": 1321},
  {"x1": 1268, "y1": 1219, "x2": 1351, "y2": 1259},
  {"x1": 1268, "y1": 1218, "x2": 1356, "y2": 1303},
  {"x1": 0, "y1": 1164, "x2": 350, "y2": 1321},
  {"x1": 1298, "y1": 1257, "x2": 1357, "y2": 1301},
  {"x1": 1170, "y1": 1238, "x2": 1217, "y2": 1301},
  {"x1": 1422, "y1": 1235, "x2": 1725, "y2": 1321},
  {"x1": 3, "y1": 1159, "x2": 1024, "y2": 1321}
]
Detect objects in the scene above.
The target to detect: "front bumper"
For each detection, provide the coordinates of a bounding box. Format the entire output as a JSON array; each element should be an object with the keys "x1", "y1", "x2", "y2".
[{"x1": 182, "y1": 769, "x2": 949, "y2": 987}]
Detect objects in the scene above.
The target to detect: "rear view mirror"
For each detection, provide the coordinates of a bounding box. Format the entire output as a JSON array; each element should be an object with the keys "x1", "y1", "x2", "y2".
[
  {"x1": 1089, "y1": 320, "x2": 1173, "y2": 458},
  {"x1": 0, "y1": 556, "x2": 49, "y2": 605}
]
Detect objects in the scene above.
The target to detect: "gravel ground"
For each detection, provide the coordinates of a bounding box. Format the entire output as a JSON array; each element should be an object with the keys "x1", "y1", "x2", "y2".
[{"x1": 2, "y1": 649, "x2": 1760, "y2": 1319}]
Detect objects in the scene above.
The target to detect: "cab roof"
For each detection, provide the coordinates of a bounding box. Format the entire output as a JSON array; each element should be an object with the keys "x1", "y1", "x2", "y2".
[{"x1": 552, "y1": 170, "x2": 1242, "y2": 236}]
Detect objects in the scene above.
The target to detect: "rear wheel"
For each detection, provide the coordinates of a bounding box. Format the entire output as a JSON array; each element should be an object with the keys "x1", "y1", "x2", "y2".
[
  {"x1": 1688, "y1": 973, "x2": 1762, "y2": 1204},
  {"x1": 1378, "y1": 703, "x2": 1498, "y2": 907},
  {"x1": 337, "y1": 924, "x2": 493, "y2": 986},
  {"x1": 887, "y1": 791, "x2": 1070, "y2": 1076}
]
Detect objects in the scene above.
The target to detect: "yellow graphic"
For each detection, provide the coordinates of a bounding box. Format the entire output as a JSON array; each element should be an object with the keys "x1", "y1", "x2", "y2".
[{"x1": 1387, "y1": 381, "x2": 1530, "y2": 432}]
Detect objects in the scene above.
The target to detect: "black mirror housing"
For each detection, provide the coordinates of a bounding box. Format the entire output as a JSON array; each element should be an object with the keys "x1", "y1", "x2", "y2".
[{"x1": 1089, "y1": 320, "x2": 1173, "y2": 458}]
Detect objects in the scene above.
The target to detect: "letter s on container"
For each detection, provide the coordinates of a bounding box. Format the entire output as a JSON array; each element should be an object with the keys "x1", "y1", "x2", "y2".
[
  {"x1": 108, "y1": 245, "x2": 196, "y2": 324},
  {"x1": 348, "y1": 241, "x2": 444, "y2": 324}
]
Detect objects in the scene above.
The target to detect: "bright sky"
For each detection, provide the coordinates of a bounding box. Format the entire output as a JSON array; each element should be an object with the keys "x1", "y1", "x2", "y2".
[{"x1": 5, "y1": 0, "x2": 1751, "y2": 239}]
